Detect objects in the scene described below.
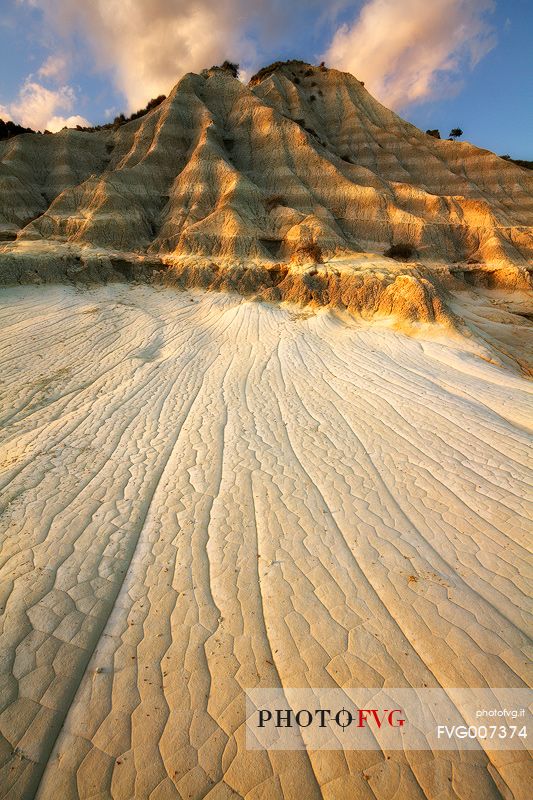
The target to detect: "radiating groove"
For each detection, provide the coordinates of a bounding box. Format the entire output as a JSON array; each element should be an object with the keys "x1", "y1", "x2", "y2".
[{"x1": 0, "y1": 285, "x2": 530, "y2": 800}]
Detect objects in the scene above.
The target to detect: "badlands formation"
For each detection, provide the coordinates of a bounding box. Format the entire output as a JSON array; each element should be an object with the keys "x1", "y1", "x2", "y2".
[
  {"x1": 0, "y1": 62, "x2": 532, "y2": 302},
  {"x1": 0, "y1": 62, "x2": 532, "y2": 800}
]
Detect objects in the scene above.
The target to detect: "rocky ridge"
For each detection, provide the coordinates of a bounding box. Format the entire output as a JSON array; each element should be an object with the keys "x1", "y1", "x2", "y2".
[{"x1": 0, "y1": 61, "x2": 531, "y2": 338}]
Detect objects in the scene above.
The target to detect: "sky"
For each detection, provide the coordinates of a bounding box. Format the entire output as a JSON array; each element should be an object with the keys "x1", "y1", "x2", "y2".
[{"x1": 0, "y1": 0, "x2": 531, "y2": 157}]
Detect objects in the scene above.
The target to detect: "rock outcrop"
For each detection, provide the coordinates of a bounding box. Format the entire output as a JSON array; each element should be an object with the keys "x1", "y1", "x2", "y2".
[
  {"x1": 1, "y1": 61, "x2": 532, "y2": 264},
  {"x1": 0, "y1": 60, "x2": 531, "y2": 350}
]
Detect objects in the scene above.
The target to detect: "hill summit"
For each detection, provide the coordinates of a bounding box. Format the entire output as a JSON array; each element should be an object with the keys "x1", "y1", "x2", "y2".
[
  {"x1": 0, "y1": 60, "x2": 531, "y2": 341},
  {"x1": 2, "y1": 60, "x2": 532, "y2": 261}
]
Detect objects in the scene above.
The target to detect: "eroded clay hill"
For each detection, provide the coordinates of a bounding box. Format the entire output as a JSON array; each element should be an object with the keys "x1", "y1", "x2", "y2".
[{"x1": 1, "y1": 61, "x2": 532, "y2": 266}]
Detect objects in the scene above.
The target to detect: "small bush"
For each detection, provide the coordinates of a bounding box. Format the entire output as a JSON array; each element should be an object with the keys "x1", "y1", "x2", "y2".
[
  {"x1": 310, "y1": 94, "x2": 316, "y2": 102},
  {"x1": 110, "y1": 95, "x2": 166, "y2": 130},
  {"x1": 384, "y1": 243, "x2": 416, "y2": 260},
  {"x1": 426, "y1": 129, "x2": 441, "y2": 139},
  {"x1": 207, "y1": 61, "x2": 239, "y2": 78},
  {"x1": 127, "y1": 96, "x2": 166, "y2": 123},
  {"x1": 220, "y1": 60, "x2": 239, "y2": 78},
  {"x1": 249, "y1": 59, "x2": 309, "y2": 86}
]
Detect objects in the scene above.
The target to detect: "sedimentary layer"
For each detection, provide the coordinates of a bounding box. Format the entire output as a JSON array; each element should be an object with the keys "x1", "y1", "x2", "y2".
[{"x1": 1, "y1": 62, "x2": 532, "y2": 267}]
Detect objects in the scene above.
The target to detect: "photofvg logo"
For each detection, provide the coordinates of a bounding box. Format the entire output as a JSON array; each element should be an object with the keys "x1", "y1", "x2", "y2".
[
  {"x1": 258, "y1": 706, "x2": 405, "y2": 731},
  {"x1": 246, "y1": 688, "x2": 531, "y2": 751}
]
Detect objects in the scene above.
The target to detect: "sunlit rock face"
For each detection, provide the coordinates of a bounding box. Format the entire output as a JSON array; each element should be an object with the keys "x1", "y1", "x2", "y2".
[
  {"x1": 1, "y1": 61, "x2": 532, "y2": 265},
  {"x1": 0, "y1": 61, "x2": 531, "y2": 800}
]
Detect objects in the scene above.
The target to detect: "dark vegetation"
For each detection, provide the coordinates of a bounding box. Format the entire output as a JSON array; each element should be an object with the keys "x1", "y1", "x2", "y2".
[
  {"x1": 0, "y1": 119, "x2": 34, "y2": 140},
  {"x1": 249, "y1": 59, "x2": 318, "y2": 86},
  {"x1": 384, "y1": 243, "x2": 416, "y2": 260},
  {"x1": 500, "y1": 155, "x2": 533, "y2": 170},
  {"x1": 109, "y1": 95, "x2": 166, "y2": 128},
  {"x1": 207, "y1": 60, "x2": 239, "y2": 78},
  {"x1": 426, "y1": 128, "x2": 464, "y2": 141},
  {"x1": 0, "y1": 94, "x2": 166, "y2": 140}
]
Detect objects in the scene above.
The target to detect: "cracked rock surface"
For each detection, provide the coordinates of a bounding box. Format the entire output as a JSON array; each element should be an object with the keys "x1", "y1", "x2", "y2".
[{"x1": 0, "y1": 285, "x2": 530, "y2": 799}]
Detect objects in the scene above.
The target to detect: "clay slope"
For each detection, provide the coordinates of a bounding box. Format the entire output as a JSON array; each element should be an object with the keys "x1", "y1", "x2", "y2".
[
  {"x1": 0, "y1": 285, "x2": 531, "y2": 800},
  {"x1": 1, "y1": 62, "x2": 532, "y2": 266}
]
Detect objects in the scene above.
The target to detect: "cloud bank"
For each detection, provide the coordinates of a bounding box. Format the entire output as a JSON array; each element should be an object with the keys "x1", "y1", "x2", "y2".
[
  {"x1": 324, "y1": 0, "x2": 496, "y2": 109},
  {"x1": 4, "y1": 0, "x2": 496, "y2": 128},
  {"x1": 28, "y1": 0, "x2": 306, "y2": 112},
  {"x1": 0, "y1": 79, "x2": 89, "y2": 131}
]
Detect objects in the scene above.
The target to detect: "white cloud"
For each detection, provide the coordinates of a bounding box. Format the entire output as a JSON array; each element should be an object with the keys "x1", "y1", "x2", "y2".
[
  {"x1": 0, "y1": 79, "x2": 90, "y2": 131},
  {"x1": 23, "y1": 0, "x2": 334, "y2": 112},
  {"x1": 324, "y1": 0, "x2": 496, "y2": 109},
  {"x1": 47, "y1": 113, "x2": 91, "y2": 129},
  {"x1": 9, "y1": 0, "x2": 497, "y2": 123},
  {"x1": 38, "y1": 53, "x2": 68, "y2": 81},
  {"x1": 24, "y1": 0, "x2": 264, "y2": 112}
]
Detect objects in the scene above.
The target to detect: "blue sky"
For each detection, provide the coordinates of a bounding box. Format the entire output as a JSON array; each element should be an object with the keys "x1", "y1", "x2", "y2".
[{"x1": 0, "y1": 0, "x2": 531, "y2": 158}]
